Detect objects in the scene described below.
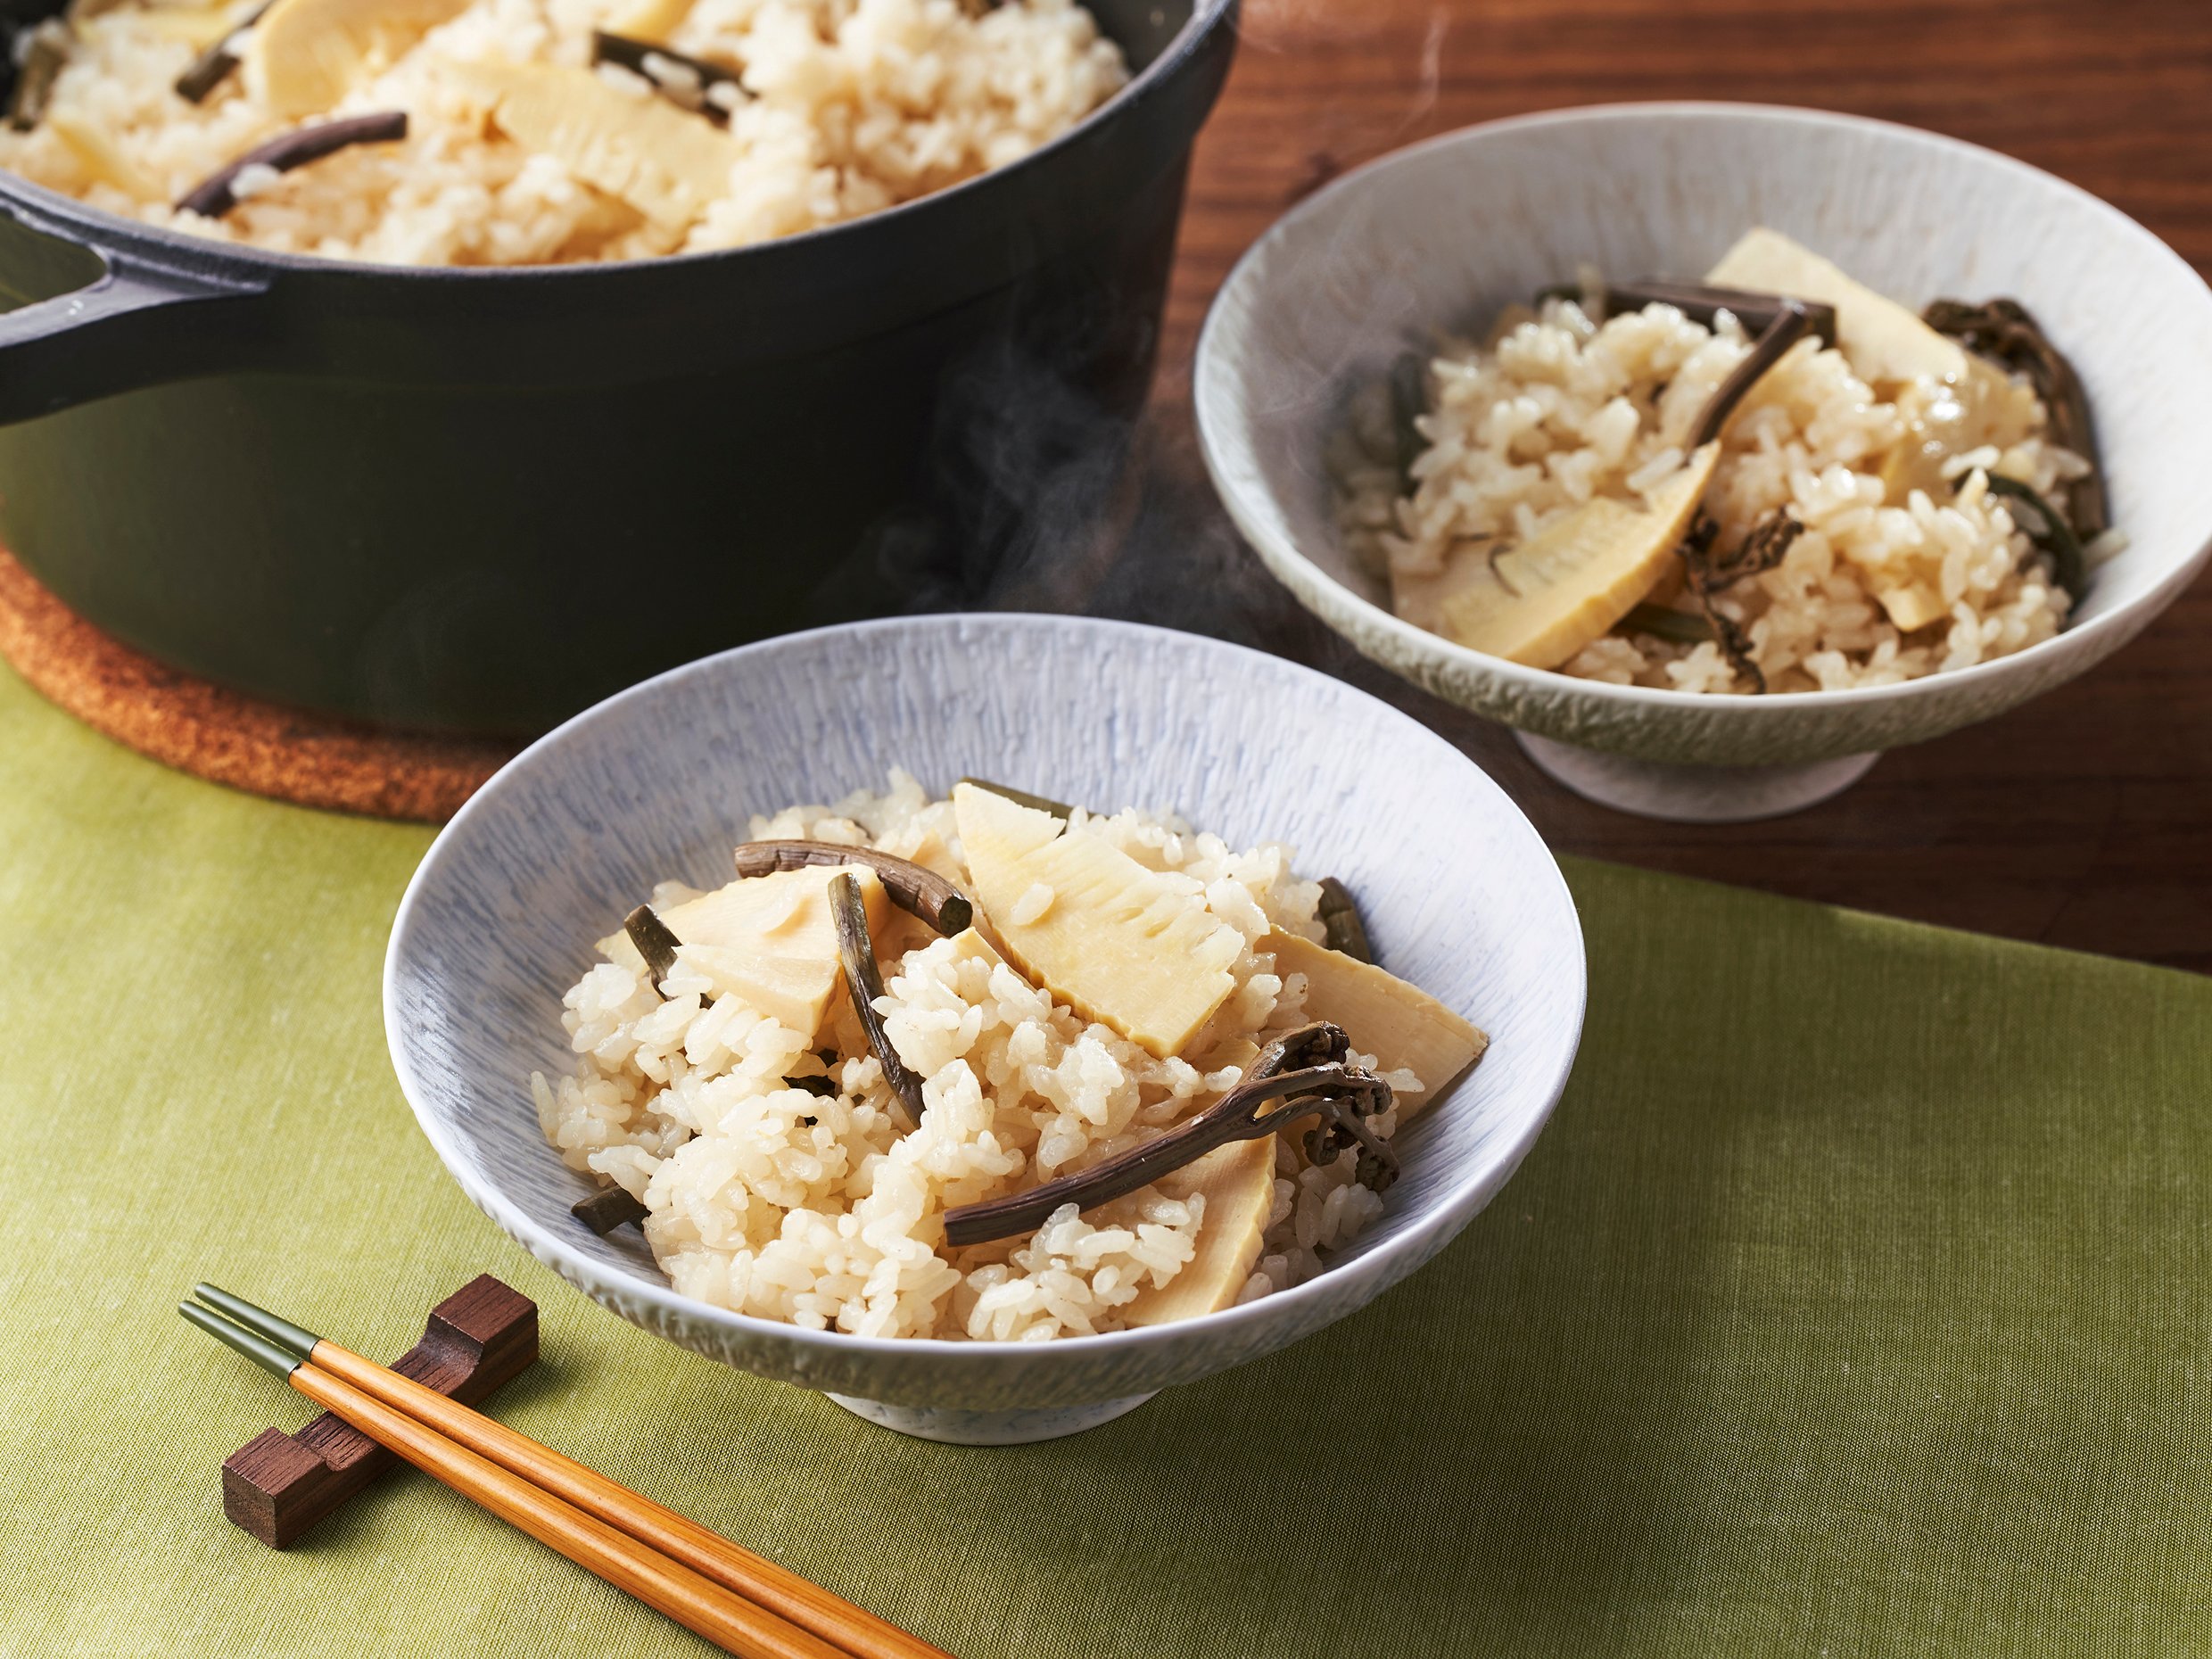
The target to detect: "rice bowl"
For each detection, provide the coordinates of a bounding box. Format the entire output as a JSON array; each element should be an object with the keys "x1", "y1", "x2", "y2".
[
  {"x1": 1194, "y1": 103, "x2": 2212, "y2": 815},
  {"x1": 385, "y1": 614, "x2": 1584, "y2": 1439}
]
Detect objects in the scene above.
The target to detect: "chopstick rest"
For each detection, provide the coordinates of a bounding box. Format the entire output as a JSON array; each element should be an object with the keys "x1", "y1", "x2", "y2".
[
  {"x1": 183, "y1": 1284, "x2": 952, "y2": 1659},
  {"x1": 220, "y1": 1273, "x2": 537, "y2": 1548}
]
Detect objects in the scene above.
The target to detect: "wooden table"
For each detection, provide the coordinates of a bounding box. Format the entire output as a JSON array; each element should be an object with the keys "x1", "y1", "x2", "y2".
[{"x1": 1094, "y1": 0, "x2": 2212, "y2": 974}]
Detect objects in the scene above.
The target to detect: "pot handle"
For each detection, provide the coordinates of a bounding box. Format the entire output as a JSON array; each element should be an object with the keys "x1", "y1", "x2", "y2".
[{"x1": 0, "y1": 216, "x2": 272, "y2": 426}]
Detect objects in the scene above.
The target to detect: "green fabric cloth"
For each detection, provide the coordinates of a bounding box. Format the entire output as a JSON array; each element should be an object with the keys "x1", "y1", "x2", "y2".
[{"x1": 2, "y1": 660, "x2": 2208, "y2": 1659}]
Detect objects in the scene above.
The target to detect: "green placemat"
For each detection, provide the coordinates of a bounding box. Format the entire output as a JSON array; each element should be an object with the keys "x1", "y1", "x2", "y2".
[{"x1": 2, "y1": 661, "x2": 2208, "y2": 1659}]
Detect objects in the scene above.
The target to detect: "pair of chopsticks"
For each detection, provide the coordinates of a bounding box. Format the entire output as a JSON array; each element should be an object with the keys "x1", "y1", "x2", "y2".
[{"x1": 180, "y1": 1286, "x2": 949, "y2": 1659}]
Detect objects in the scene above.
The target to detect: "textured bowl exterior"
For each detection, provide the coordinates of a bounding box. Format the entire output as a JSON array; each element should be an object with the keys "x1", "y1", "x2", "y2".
[
  {"x1": 1195, "y1": 103, "x2": 2212, "y2": 767},
  {"x1": 384, "y1": 615, "x2": 1586, "y2": 1410}
]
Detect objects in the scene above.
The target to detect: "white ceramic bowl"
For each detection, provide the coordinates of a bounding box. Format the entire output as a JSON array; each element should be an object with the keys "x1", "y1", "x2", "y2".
[
  {"x1": 1194, "y1": 103, "x2": 2212, "y2": 821},
  {"x1": 384, "y1": 615, "x2": 1585, "y2": 1443}
]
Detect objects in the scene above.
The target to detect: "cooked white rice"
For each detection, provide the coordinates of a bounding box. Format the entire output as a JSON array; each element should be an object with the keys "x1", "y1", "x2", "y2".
[
  {"x1": 1333, "y1": 290, "x2": 2108, "y2": 694},
  {"x1": 532, "y1": 772, "x2": 1416, "y2": 1341},
  {"x1": 0, "y1": 0, "x2": 1127, "y2": 264}
]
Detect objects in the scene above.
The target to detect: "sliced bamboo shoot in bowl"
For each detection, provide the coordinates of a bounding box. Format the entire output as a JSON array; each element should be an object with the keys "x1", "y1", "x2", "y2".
[
  {"x1": 247, "y1": 0, "x2": 471, "y2": 115},
  {"x1": 1427, "y1": 442, "x2": 1721, "y2": 670},
  {"x1": 952, "y1": 780, "x2": 1242, "y2": 1061}
]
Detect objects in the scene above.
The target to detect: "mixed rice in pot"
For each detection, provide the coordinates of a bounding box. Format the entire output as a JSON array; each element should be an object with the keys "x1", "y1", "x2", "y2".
[{"x1": 0, "y1": 0, "x2": 1127, "y2": 263}]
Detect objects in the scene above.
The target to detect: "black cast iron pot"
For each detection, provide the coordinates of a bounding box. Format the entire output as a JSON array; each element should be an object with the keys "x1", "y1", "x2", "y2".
[{"x1": 0, "y1": 0, "x2": 1236, "y2": 735}]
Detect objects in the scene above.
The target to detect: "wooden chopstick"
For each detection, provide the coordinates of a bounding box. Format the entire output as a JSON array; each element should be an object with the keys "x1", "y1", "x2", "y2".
[
  {"x1": 305, "y1": 1333, "x2": 948, "y2": 1659},
  {"x1": 182, "y1": 1295, "x2": 950, "y2": 1659},
  {"x1": 290, "y1": 1356, "x2": 846, "y2": 1659}
]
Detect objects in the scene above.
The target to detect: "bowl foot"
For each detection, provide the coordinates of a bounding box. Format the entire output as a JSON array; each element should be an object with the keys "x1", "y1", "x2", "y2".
[
  {"x1": 1515, "y1": 732, "x2": 1879, "y2": 822},
  {"x1": 825, "y1": 1391, "x2": 1158, "y2": 1444}
]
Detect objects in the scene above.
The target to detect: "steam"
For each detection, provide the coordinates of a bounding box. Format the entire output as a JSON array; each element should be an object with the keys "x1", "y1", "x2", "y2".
[
  {"x1": 918, "y1": 325, "x2": 1146, "y2": 616},
  {"x1": 1407, "y1": 11, "x2": 1445, "y2": 138},
  {"x1": 881, "y1": 0, "x2": 1461, "y2": 689}
]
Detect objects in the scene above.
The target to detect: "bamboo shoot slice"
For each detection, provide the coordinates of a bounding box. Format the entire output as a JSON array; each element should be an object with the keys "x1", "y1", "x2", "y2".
[
  {"x1": 671, "y1": 944, "x2": 840, "y2": 1034},
  {"x1": 1268, "y1": 929, "x2": 1487, "y2": 1117},
  {"x1": 602, "y1": 0, "x2": 697, "y2": 43},
  {"x1": 247, "y1": 0, "x2": 472, "y2": 116},
  {"x1": 598, "y1": 864, "x2": 887, "y2": 1038},
  {"x1": 952, "y1": 782, "x2": 1241, "y2": 1061},
  {"x1": 893, "y1": 826, "x2": 967, "y2": 887},
  {"x1": 1704, "y1": 227, "x2": 1966, "y2": 388},
  {"x1": 1874, "y1": 580, "x2": 1948, "y2": 632},
  {"x1": 49, "y1": 113, "x2": 159, "y2": 199},
  {"x1": 1391, "y1": 539, "x2": 1498, "y2": 638},
  {"x1": 1878, "y1": 359, "x2": 2039, "y2": 503},
  {"x1": 1119, "y1": 1138, "x2": 1277, "y2": 1327},
  {"x1": 462, "y1": 59, "x2": 739, "y2": 229},
  {"x1": 943, "y1": 925, "x2": 1006, "y2": 974},
  {"x1": 1436, "y1": 442, "x2": 1720, "y2": 669},
  {"x1": 662, "y1": 863, "x2": 887, "y2": 951},
  {"x1": 142, "y1": 6, "x2": 243, "y2": 48}
]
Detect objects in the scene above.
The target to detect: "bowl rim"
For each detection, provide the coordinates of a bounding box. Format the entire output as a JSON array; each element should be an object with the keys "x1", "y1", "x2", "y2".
[
  {"x1": 1193, "y1": 98, "x2": 2212, "y2": 720},
  {"x1": 0, "y1": 0, "x2": 1236, "y2": 285},
  {"x1": 384, "y1": 611, "x2": 1588, "y2": 1368}
]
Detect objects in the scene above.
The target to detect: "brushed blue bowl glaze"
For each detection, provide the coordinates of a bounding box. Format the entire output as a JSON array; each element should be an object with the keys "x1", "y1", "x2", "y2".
[{"x1": 384, "y1": 615, "x2": 1586, "y2": 1416}]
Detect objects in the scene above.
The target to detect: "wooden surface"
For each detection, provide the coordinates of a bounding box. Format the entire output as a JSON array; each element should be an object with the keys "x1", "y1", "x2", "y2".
[{"x1": 1096, "y1": 0, "x2": 2212, "y2": 974}]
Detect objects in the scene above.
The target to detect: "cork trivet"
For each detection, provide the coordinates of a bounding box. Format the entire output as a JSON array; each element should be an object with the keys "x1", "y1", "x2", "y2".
[{"x1": 0, "y1": 549, "x2": 513, "y2": 822}]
